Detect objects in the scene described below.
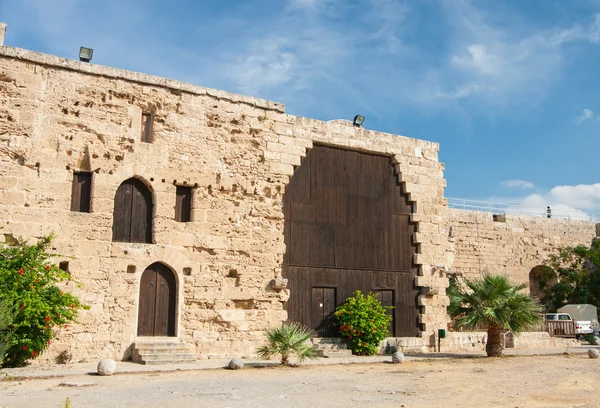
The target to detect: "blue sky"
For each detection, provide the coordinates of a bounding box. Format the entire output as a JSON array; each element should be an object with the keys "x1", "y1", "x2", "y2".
[{"x1": 2, "y1": 0, "x2": 600, "y2": 219}]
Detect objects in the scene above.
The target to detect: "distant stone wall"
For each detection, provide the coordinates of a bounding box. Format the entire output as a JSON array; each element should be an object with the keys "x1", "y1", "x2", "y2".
[
  {"x1": 0, "y1": 42, "x2": 449, "y2": 362},
  {"x1": 445, "y1": 208, "x2": 598, "y2": 285}
]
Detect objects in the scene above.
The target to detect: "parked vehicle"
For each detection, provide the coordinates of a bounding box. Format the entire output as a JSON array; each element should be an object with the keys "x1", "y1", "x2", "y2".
[
  {"x1": 545, "y1": 312, "x2": 593, "y2": 338},
  {"x1": 558, "y1": 304, "x2": 599, "y2": 334}
]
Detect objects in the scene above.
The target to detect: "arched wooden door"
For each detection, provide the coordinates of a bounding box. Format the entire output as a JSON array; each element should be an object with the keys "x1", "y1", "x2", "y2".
[
  {"x1": 137, "y1": 263, "x2": 177, "y2": 337},
  {"x1": 112, "y1": 178, "x2": 153, "y2": 243}
]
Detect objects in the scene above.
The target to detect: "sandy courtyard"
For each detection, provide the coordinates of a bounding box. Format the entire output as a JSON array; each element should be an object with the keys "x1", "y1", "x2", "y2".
[{"x1": 1, "y1": 354, "x2": 599, "y2": 408}]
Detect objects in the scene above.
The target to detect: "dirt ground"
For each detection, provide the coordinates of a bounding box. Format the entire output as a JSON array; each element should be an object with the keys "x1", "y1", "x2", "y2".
[{"x1": 1, "y1": 354, "x2": 600, "y2": 408}]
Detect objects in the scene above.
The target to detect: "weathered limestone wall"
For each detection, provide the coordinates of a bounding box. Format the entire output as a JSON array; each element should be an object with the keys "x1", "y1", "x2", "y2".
[
  {"x1": 445, "y1": 208, "x2": 597, "y2": 284},
  {"x1": 0, "y1": 41, "x2": 449, "y2": 361}
]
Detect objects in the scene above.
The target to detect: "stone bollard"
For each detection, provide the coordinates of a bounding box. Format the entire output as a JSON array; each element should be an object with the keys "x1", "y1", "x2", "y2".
[
  {"x1": 392, "y1": 352, "x2": 405, "y2": 364},
  {"x1": 588, "y1": 349, "x2": 599, "y2": 359},
  {"x1": 97, "y1": 359, "x2": 117, "y2": 376},
  {"x1": 227, "y1": 357, "x2": 244, "y2": 370}
]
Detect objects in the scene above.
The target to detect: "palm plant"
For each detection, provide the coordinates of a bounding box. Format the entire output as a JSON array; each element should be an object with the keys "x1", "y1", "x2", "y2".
[
  {"x1": 448, "y1": 274, "x2": 542, "y2": 357},
  {"x1": 256, "y1": 321, "x2": 318, "y2": 365}
]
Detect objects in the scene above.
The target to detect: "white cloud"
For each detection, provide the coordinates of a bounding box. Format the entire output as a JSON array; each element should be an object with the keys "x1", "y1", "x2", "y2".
[
  {"x1": 518, "y1": 193, "x2": 593, "y2": 221},
  {"x1": 501, "y1": 180, "x2": 535, "y2": 189},
  {"x1": 419, "y1": 3, "x2": 600, "y2": 110},
  {"x1": 490, "y1": 183, "x2": 600, "y2": 221},
  {"x1": 452, "y1": 44, "x2": 504, "y2": 77},
  {"x1": 589, "y1": 14, "x2": 600, "y2": 43},
  {"x1": 547, "y1": 183, "x2": 600, "y2": 211},
  {"x1": 575, "y1": 108, "x2": 595, "y2": 124}
]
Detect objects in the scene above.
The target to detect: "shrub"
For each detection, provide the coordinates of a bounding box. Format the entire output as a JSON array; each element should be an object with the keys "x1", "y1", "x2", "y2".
[
  {"x1": 0, "y1": 235, "x2": 88, "y2": 367},
  {"x1": 256, "y1": 321, "x2": 318, "y2": 365},
  {"x1": 0, "y1": 300, "x2": 14, "y2": 365},
  {"x1": 335, "y1": 291, "x2": 393, "y2": 355}
]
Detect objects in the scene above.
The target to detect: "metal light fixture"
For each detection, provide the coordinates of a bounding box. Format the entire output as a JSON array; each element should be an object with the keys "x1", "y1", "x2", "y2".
[
  {"x1": 353, "y1": 114, "x2": 365, "y2": 127},
  {"x1": 79, "y1": 47, "x2": 93, "y2": 63}
]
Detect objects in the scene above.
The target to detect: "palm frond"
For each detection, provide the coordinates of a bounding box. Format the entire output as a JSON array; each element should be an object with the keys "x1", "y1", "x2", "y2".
[
  {"x1": 449, "y1": 274, "x2": 542, "y2": 334},
  {"x1": 256, "y1": 322, "x2": 317, "y2": 365}
]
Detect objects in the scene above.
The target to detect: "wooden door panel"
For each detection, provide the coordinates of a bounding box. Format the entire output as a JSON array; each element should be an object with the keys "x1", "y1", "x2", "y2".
[
  {"x1": 311, "y1": 287, "x2": 337, "y2": 337},
  {"x1": 130, "y1": 179, "x2": 152, "y2": 243},
  {"x1": 137, "y1": 268, "x2": 157, "y2": 336},
  {"x1": 376, "y1": 289, "x2": 395, "y2": 336},
  {"x1": 154, "y1": 266, "x2": 176, "y2": 336},
  {"x1": 137, "y1": 263, "x2": 176, "y2": 337},
  {"x1": 112, "y1": 183, "x2": 133, "y2": 242}
]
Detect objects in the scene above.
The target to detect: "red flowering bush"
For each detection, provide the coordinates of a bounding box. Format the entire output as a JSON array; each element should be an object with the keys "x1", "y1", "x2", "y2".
[
  {"x1": 335, "y1": 291, "x2": 393, "y2": 355},
  {"x1": 0, "y1": 235, "x2": 87, "y2": 367}
]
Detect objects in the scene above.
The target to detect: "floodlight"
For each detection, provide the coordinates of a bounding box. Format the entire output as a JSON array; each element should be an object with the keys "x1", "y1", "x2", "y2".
[
  {"x1": 353, "y1": 114, "x2": 365, "y2": 127},
  {"x1": 79, "y1": 47, "x2": 93, "y2": 63}
]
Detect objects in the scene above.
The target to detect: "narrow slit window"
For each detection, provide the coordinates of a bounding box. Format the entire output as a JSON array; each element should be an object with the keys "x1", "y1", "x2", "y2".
[
  {"x1": 175, "y1": 186, "x2": 192, "y2": 222},
  {"x1": 70, "y1": 172, "x2": 92, "y2": 212},
  {"x1": 141, "y1": 112, "x2": 153, "y2": 143}
]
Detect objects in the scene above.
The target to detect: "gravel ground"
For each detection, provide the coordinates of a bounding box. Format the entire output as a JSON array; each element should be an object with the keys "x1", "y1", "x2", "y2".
[{"x1": 2, "y1": 354, "x2": 600, "y2": 408}]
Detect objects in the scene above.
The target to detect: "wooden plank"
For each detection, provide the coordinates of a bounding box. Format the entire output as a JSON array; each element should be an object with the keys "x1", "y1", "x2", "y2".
[
  {"x1": 154, "y1": 263, "x2": 177, "y2": 336},
  {"x1": 130, "y1": 179, "x2": 153, "y2": 243},
  {"x1": 311, "y1": 287, "x2": 324, "y2": 335},
  {"x1": 137, "y1": 267, "x2": 157, "y2": 336},
  {"x1": 323, "y1": 287, "x2": 337, "y2": 337},
  {"x1": 112, "y1": 181, "x2": 133, "y2": 242}
]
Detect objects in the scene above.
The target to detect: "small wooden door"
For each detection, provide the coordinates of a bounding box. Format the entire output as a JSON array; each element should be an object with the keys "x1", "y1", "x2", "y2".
[
  {"x1": 312, "y1": 287, "x2": 336, "y2": 337},
  {"x1": 112, "y1": 178, "x2": 153, "y2": 243},
  {"x1": 375, "y1": 289, "x2": 395, "y2": 337},
  {"x1": 137, "y1": 263, "x2": 177, "y2": 337}
]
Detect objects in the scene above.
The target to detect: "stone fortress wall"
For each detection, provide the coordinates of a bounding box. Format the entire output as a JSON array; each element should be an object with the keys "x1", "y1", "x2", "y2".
[
  {"x1": 445, "y1": 209, "x2": 597, "y2": 286},
  {"x1": 0, "y1": 24, "x2": 450, "y2": 362}
]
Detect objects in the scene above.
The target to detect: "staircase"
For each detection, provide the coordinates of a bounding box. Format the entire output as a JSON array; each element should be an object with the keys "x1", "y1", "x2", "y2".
[
  {"x1": 132, "y1": 338, "x2": 196, "y2": 365},
  {"x1": 311, "y1": 337, "x2": 354, "y2": 358}
]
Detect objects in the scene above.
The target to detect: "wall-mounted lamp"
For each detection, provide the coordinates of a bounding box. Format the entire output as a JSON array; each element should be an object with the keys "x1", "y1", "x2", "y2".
[
  {"x1": 353, "y1": 114, "x2": 365, "y2": 127},
  {"x1": 79, "y1": 47, "x2": 93, "y2": 63}
]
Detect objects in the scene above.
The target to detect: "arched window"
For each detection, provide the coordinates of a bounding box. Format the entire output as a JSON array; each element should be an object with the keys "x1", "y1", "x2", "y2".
[{"x1": 112, "y1": 178, "x2": 153, "y2": 243}]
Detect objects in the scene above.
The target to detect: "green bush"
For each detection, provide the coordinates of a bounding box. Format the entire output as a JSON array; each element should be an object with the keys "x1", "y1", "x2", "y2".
[
  {"x1": 334, "y1": 291, "x2": 393, "y2": 355},
  {"x1": 0, "y1": 300, "x2": 14, "y2": 365},
  {"x1": 0, "y1": 235, "x2": 88, "y2": 367}
]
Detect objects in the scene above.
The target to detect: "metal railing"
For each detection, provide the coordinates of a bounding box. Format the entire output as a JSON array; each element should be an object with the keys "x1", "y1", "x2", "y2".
[{"x1": 447, "y1": 197, "x2": 596, "y2": 221}]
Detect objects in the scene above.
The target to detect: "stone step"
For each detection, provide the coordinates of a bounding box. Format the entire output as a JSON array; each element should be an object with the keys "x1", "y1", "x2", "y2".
[
  {"x1": 312, "y1": 343, "x2": 349, "y2": 350},
  {"x1": 311, "y1": 337, "x2": 354, "y2": 358},
  {"x1": 132, "y1": 340, "x2": 196, "y2": 365},
  {"x1": 135, "y1": 346, "x2": 190, "y2": 354},
  {"x1": 138, "y1": 356, "x2": 196, "y2": 365},
  {"x1": 311, "y1": 337, "x2": 346, "y2": 345},
  {"x1": 316, "y1": 349, "x2": 354, "y2": 358}
]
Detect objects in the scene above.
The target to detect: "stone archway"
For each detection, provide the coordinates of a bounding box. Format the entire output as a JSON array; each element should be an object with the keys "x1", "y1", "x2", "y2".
[{"x1": 529, "y1": 265, "x2": 557, "y2": 304}]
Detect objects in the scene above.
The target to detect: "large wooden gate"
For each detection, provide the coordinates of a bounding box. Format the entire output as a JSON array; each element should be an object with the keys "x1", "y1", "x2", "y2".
[
  {"x1": 284, "y1": 145, "x2": 419, "y2": 337},
  {"x1": 112, "y1": 178, "x2": 153, "y2": 243},
  {"x1": 137, "y1": 262, "x2": 177, "y2": 337}
]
